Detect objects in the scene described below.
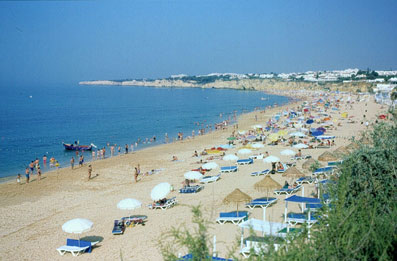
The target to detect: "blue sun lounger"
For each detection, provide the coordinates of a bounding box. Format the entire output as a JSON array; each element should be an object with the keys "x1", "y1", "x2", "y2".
[
  {"x1": 313, "y1": 166, "x2": 334, "y2": 177},
  {"x1": 295, "y1": 176, "x2": 315, "y2": 185},
  {"x1": 328, "y1": 160, "x2": 343, "y2": 166},
  {"x1": 216, "y1": 211, "x2": 249, "y2": 225},
  {"x1": 57, "y1": 239, "x2": 99, "y2": 256},
  {"x1": 250, "y1": 169, "x2": 270, "y2": 176},
  {"x1": 179, "y1": 185, "x2": 203, "y2": 194},
  {"x1": 220, "y1": 166, "x2": 238, "y2": 173},
  {"x1": 179, "y1": 254, "x2": 232, "y2": 260},
  {"x1": 237, "y1": 158, "x2": 254, "y2": 165},
  {"x1": 246, "y1": 197, "x2": 277, "y2": 209},
  {"x1": 274, "y1": 185, "x2": 301, "y2": 195},
  {"x1": 287, "y1": 212, "x2": 318, "y2": 226}
]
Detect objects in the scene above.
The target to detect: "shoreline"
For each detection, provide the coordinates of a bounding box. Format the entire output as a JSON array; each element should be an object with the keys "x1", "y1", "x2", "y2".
[{"x1": 0, "y1": 87, "x2": 292, "y2": 183}]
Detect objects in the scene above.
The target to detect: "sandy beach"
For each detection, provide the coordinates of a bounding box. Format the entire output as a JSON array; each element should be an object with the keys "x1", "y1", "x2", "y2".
[{"x1": 0, "y1": 90, "x2": 385, "y2": 261}]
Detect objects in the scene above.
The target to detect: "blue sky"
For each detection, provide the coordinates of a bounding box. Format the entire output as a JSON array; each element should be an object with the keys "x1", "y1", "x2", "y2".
[{"x1": 0, "y1": 0, "x2": 396, "y2": 86}]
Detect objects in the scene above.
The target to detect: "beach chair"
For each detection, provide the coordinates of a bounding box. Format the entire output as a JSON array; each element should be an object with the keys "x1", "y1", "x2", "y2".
[
  {"x1": 245, "y1": 197, "x2": 277, "y2": 209},
  {"x1": 328, "y1": 160, "x2": 343, "y2": 166},
  {"x1": 57, "y1": 239, "x2": 99, "y2": 256},
  {"x1": 121, "y1": 215, "x2": 147, "y2": 227},
  {"x1": 200, "y1": 174, "x2": 220, "y2": 184},
  {"x1": 216, "y1": 211, "x2": 249, "y2": 225},
  {"x1": 237, "y1": 159, "x2": 254, "y2": 165},
  {"x1": 286, "y1": 212, "x2": 318, "y2": 227},
  {"x1": 295, "y1": 176, "x2": 315, "y2": 185},
  {"x1": 277, "y1": 227, "x2": 303, "y2": 238},
  {"x1": 312, "y1": 167, "x2": 334, "y2": 177},
  {"x1": 240, "y1": 236, "x2": 280, "y2": 258},
  {"x1": 276, "y1": 163, "x2": 288, "y2": 173},
  {"x1": 274, "y1": 185, "x2": 301, "y2": 195},
  {"x1": 249, "y1": 154, "x2": 264, "y2": 160},
  {"x1": 250, "y1": 169, "x2": 270, "y2": 176},
  {"x1": 220, "y1": 166, "x2": 238, "y2": 173},
  {"x1": 292, "y1": 155, "x2": 311, "y2": 160},
  {"x1": 112, "y1": 220, "x2": 125, "y2": 235},
  {"x1": 179, "y1": 185, "x2": 203, "y2": 194},
  {"x1": 148, "y1": 197, "x2": 178, "y2": 210}
]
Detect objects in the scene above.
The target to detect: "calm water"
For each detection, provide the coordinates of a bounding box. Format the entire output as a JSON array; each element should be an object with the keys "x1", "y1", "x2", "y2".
[{"x1": 0, "y1": 85, "x2": 289, "y2": 179}]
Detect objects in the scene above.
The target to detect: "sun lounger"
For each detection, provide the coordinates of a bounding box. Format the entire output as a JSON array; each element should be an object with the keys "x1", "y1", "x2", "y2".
[
  {"x1": 328, "y1": 160, "x2": 343, "y2": 166},
  {"x1": 274, "y1": 185, "x2": 301, "y2": 195},
  {"x1": 246, "y1": 197, "x2": 277, "y2": 209},
  {"x1": 57, "y1": 239, "x2": 99, "y2": 256},
  {"x1": 112, "y1": 220, "x2": 125, "y2": 235},
  {"x1": 179, "y1": 185, "x2": 203, "y2": 193},
  {"x1": 216, "y1": 211, "x2": 249, "y2": 225},
  {"x1": 292, "y1": 155, "x2": 311, "y2": 160},
  {"x1": 312, "y1": 166, "x2": 334, "y2": 177},
  {"x1": 121, "y1": 215, "x2": 147, "y2": 227},
  {"x1": 277, "y1": 227, "x2": 303, "y2": 238},
  {"x1": 250, "y1": 169, "x2": 270, "y2": 176},
  {"x1": 240, "y1": 236, "x2": 280, "y2": 258},
  {"x1": 200, "y1": 174, "x2": 220, "y2": 183},
  {"x1": 295, "y1": 176, "x2": 315, "y2": 185},
  {"x1": 276, "y1": 163, "x2": 288, "y2": 173},
  {"x1": 249, "y1": 154, "x2": 264, "y2": 160},
  {"x1": 220, "y1": 166, "x2": 238, "y2": 173},
  {"x1": 148, "y1": 197, "x2": 177, "y2": 210},
  {"x1": 286, "y1": 212, "x2": 318, "y2": 226},
  {"x1": 237, "y1": 158, "x2": 254, "y2": 165}
]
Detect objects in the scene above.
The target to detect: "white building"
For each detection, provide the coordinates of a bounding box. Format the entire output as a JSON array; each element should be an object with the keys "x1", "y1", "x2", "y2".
[{"x1": 374, "y1": 84, "x2": 396, "y2": 106}]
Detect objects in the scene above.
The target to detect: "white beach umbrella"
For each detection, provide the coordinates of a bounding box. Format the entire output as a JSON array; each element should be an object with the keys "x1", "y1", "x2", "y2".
[
  {"x1": 251, "y1": 124, "x2": 263, "y2": 129},
  {"x1": 238, "y1": 130, "x2": 247, "y2": 135},
  {"x1": 263, "y1": 156, "x2": 280, "y2": 163},
  {"x1": 290, "y1": 132, "x2": 306, "y2": 137},
  {"x1": 251, "y1": 143, "x2": 265, "y2": 149},
  {"x1": 151, "y1": 182, "x2": 172, "y2": 201},
  {"x1": 293, "y1": 143, "x2": 309, "y2": 149},
  {"x1": 202, "y1": 162, "x2": 219, "y2": 170},
  {"x1": 223, "y1": 154, "x2": 239, "y2": 161},
  {"x1": 117, "y1": 198, "x2": 142, "y2": 210},
  {"x1": 184, "y1": 171, "x2": 203, "y2": 180},
  {"x1": 280, "y1": 149, "x2": 296, "y2": 156},
  {"x1": 238, "y1": 148, "x2": 253, "y2": 155},
  {"x1": 62, "y1": 218, "x2": 93, "y2": 234}
]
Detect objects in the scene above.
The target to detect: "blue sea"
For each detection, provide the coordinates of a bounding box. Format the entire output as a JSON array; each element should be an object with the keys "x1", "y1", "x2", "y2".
[{"x1": 0, "y1": 84, "x2": 289, "y2": 180}]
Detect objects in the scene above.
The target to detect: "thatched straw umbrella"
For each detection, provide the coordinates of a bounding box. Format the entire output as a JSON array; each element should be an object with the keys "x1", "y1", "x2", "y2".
[
  {"x1": 333, "y1": 146, "x2": 349, "y2": 157},
  {"x1": 346, "y1": 142, "x2": 359, "y2": 151},
  {"x1": 254, "y1": 176, "x2": 281, "y2": 221},
  {"x1": 318, "y1": 151, "x2": 338, "y2": 162},
  {"x1": 223, "y1": 188, "x2": 252, "y2": 214},
  {"x1": 282, "y1": 166, "x2": 305, "y2": 178},
  {"x1": 302, "y1": 158, "x2": 317, "y2": 170}
]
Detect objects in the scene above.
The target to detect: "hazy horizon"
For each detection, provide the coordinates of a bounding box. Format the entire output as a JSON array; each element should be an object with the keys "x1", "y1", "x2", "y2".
[{"x1": 0, "y1": 0, "x2": 396, "y2": 87}]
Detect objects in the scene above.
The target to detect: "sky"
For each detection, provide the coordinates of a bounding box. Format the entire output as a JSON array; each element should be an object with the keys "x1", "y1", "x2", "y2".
[{"x1": 0, "y1": 0, "x2": 396, "y2": 87}]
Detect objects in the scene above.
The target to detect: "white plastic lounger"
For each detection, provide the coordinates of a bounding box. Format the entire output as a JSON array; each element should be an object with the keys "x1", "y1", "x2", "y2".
[
  {"x1": 216, "y1": 211, "x2": 249, "y2": 225},
  {"x1": 250, "y1": 169, "x2": 270, "y2": 176},
  {"x1": 200, "y1": 174, "x2": 220, "y2": 183},
  {"x1": 148, "y1": 197, "x2": 177, "y2": 210},
  {"x1": 220, "y1": 166, "x2": 238, "y2": 173},
  {"x1": 295, "y1": 176, "x2": 315, "y2": 185},
  {"x1": 274, "y1": 185, "x2": 301, "y2": 195},
  {"x1": 57, "y1": 246, "x2": 89, "y2": 256},
  {"x1": 245, "y1": 198, "x2": 277, "y2": 209},
  {"x1": 237, "y1": 159, "x2": 254, "y2": 165},
  {"x1": 287, "y1": 213, "x2": 318, "y2": 227}
]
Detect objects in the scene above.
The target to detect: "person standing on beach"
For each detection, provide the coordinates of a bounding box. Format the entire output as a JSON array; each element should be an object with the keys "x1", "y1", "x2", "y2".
[
  {"x1": 43, "y1": 155, "x2": 47, "y2": 165},
  {"x1": 37, "y1": 167, "x2": 41, "y2": 181},
  {"x1": 25, "y1": 168, "x2": 30, "y2": 183},
  {"x1": 70, "y1": 157, "x2": 75, "y2": 169},
  {"x1": 79, "y1": 155, "x2": 84, "y2": 167},
  {"x1": 88, "y1": 165, "x2": 92, "y2": 181},
  {"x1": 29, "y1": 161, "x2": 34, "y2": 175},
  {"x1": 134, "y1": 167, "x2": 139, "y2": 182},
  {"x1": 92, "y1": 150, "x2": 95, "y2": 161},
  {"x1": 125, "y1": 144, "x2": 128, "y2": 154},
  {"x1": 118, "y1": 145, "x2": 121, "y2": 155},
  {"x1": 17, "y1": 174, "x2": 21, "y2": 185}
]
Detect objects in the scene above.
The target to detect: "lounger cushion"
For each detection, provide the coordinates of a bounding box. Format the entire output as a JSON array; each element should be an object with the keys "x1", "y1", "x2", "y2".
[
  {"x1": 66, "y1": 239, "x2": 93, "y2": 253},
  {"x1": 219, "y1": 211, "x2": 248, "y2": 218}
]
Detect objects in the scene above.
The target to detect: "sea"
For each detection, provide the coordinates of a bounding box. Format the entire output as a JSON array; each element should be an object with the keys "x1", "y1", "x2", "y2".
[{"x1": 0, "y1": 84, "x2": 290, "y2": 181}]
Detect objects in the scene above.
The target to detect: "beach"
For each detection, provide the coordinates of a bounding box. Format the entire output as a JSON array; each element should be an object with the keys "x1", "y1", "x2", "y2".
[{"x1": 0, "y1": 90, "x2": 385, "y2": 260}]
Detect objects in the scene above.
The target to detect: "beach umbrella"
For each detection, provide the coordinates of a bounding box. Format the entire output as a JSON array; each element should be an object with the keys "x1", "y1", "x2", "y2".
[
  {"x1": 341, "y1": 112, "x2": 348, "y2": 118},
  {"x1": 318, "y1": 151, "x2": 338, "y2": 162},
  {"x1": 280, "y1": 149, "x2": 295, "y2": 156},
  {"x1": 117, "y1": 198, "x2": 142, "y2": 210},
  {"x1": 282, "y1": 167, "x2": 304, "y2": 178},
  {"x1": 202, "y1": 162, "x2": 219, "y2": 170},
  {"x1": 263, "y1": 155, "x2": 280, "y2": 163},
  {"x1": 293, "y1": 143, "x2": 308, "y2": 149},
  {"x1": 251, "y1": 143, "x2": 264, "y2": 149},
  {"x1": 306, "y1": 119, "x2": 314, "y2": 124},
  {"x1": 302, "y1": 158, "x2": 318, "y2": 170},
  {"x1": 311, "y1": 130, "x2": 324, "y2": 137},
  {"x1": 316, "y1": 127, "x2": 326, "y2": 133},
  {"x1": 346, "y1": 142, "x2": 359, "y2": 151},
  {"x1": 238, "y1": 130, "x2": 246, "y2": 135},
  {"x1": 268, "y1": 133, "x2": 279, "y2": 142},
  {"x1": 238, "y1": 148, "x2": 252, "y2": 155},
  {"x1": 227, "y1": 136, "x2": 236, "y2": 141},
  {"x1": 223, "y1": 154, "x2": 239, "y2": 161},
  {"x1": 251, "y1": 124, "x2": 263, "y2": 129},
  {"x1": 223, "y1": 188, "x2": 252, "y2": 214},
  {"x1": 151, "y1": 182, "x2": 172, "y2": 201},
  {"x1": 277, "y1": 130, "x2": 288, "y2": 137},
  {"x1": 184, "y1": 171, "x2": 203, "y2": 180},
  {"x1": 253, "y1": 176, "x2": 281, "y2": 222},
  {"x1": 333, "y1": 146, "x2": 349, "y2": 157},
  {"x1": 290, "y1": 132, "x2": 306, "y2": 137},
  {"x1": 246, "y1": 135, "x2": 257, "y2": 141},
  {"x1": 62, "y1": 218, "x2": 93, "y2": 234}
]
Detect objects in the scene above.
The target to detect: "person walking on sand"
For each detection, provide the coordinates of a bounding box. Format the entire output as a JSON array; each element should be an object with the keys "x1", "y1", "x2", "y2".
[
  {"x1": 125, "y1": 144, "x2": 129, "y2": 154},
  {"x1": 92, "y1": 150, "x2": 95, "y2": 161},
  {"x1": 70, "y1": 157, "x2": 75, "y2": 169},
  {"x1": 17, "y1": 174, "x2": 21, "y2": 185},
  {"x1": 79, "y1": 155, "x2": 84, "y2": 167},
  {"x1": 25, "y1": 167, "x2": 30, "y2": 183},
  {"x1": 88, "y1": 165, "x2": 92, "y2": 181},
  {"x1": 37, "y1": 167, "x2": 41, "y2": 181},
  {"x1": 134, "y1": 167, "x2": 139, "y2": 182},
  {"x1": 118, "y1": 145, "x2": 121, "y2": 155}
]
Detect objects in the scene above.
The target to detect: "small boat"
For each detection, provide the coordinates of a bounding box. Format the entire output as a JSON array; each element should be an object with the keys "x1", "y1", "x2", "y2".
[{"x1": 63, "y1": 142, "x2": 93, "y2": 151}]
